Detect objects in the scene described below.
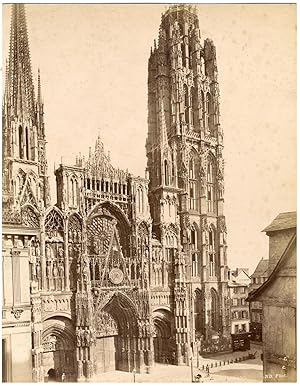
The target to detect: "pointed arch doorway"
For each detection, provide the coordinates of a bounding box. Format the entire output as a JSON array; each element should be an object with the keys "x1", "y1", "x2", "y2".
[
  {"x1": 152, "y1": 309, "x2": 174, "y2": 364},
  {"x1": 94, "y1": 292, "x2": 139, "y2": 374},
  {"x1": 42, "y1": 317, "x2": 76, "y2": 382}
]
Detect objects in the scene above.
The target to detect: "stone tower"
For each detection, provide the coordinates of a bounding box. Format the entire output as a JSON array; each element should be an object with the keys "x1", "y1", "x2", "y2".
[
  {"x1": 3, "y1": 4, "x2": 50, "y2": 219},
  {"x1": 146, "y1": 4, "x2": 231, "y2": 358},
  {"x1": 2, "y1": 4, "x2": 50, "y2": 382}
]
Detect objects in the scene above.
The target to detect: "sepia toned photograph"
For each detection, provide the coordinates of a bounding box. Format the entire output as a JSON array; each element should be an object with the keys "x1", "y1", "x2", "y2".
[{"x1": 2, "y1": 2, "x2": 296, "y2": 383}]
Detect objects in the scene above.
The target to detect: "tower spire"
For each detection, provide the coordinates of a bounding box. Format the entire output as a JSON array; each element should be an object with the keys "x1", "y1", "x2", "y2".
[
  {"x1": 7, "y1": 4, "x2": 35, "y2": 121},
  {"x1": 37, "y1": 68, "x2": 42, "y2": 105}
]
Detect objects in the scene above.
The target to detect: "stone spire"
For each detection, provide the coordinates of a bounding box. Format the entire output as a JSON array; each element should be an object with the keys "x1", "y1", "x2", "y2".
[
  {"x1": 3, "y1": 4, "x2": 51, "y2": 211},
  {"x1": 7, "y1": 4, "x2": 36, "y2": 121},
  {"x1": 36, "y1": 68, "x2": 45, "y2": 138}
]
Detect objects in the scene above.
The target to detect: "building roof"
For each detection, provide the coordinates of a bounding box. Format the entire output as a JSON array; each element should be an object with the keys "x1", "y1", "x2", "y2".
[
  {"x1": 248, "y1": 232, "x2": 296, "y2": 301},
  {"x1": 262, "y1": 211, "x2": 296, "y2": 233},
  {"x1": 251, "y1": 258, "x2": 269, "y2": 278},
  {"x1": 231, "y1": 268, "x2": 250, "y2": 277}
]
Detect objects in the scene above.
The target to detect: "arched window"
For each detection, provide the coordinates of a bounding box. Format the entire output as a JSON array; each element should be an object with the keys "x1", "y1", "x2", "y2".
[
  {"x1": 211, "y1": 289, "x2": 218, "y2": 331},
  {"x1": 201, "y1": 56, "x2": 206, "y2": 76},
  {"x1": 209, "y1": 255, "x2": 215, "y2": 277},
  {"x1": 191, "y1": 224, "x2": 199, "y2": 276},
  {"x1": 207, "y1": 93, "x2": 214, "y2": 132},
  {"x1": 189, "y1": 156, "x2": 197, "y2": 211},
  {"x1": 137, "y1": 187, "x2": 144, "y2": 213},
  {"x1": 207, "y1": 158, "x2": 216, "y2": 213},
  {"x1": 192, "y1": 253, "x2": 197, "y2": 276},
  {"x1": 194, "y1": 290, "x2": 204, "y2": 336},
  {"x1": 191, "y1": 228, "x2": 197, "y2": 250},
  {"x1": 18, "y1": 126, "x2": 23, "y2": 159},
  {"x1": 164, "y1": 160, "x2": 169, "y2": 186},
  {"x1": 192, "y1": 86, "x2": 198, "y2": 130},
  {"x1": 72, "y1": 179, "x2": 75, "y2": 207},
  {"x1": 189, "y1": 158, "x2": 195, "y2": 179},
  {"x1": 25, "y1": 127, "x2": 29, "y2": 160},
  {"x1": 208, "y1": 226, "x2": 216, "y2": 277},
  {"x1": 201, "y1": 91, "x2": 205, "y2": 129},
  {"x1": 184, "y1": 84, "x2": 189, "y2": 124}
]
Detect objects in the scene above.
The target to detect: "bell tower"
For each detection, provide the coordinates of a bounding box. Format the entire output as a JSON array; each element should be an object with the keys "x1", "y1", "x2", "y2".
[
  {"x1": 146, "y1": 4, "x2": 231, "y2": 355},
  {"x1": 3, "y1": 4, "x2": 50, "y2": 219}
]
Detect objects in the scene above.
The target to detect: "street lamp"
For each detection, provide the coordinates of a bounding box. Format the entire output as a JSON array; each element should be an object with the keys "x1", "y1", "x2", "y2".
[{"x1": 132, "y1": 368, "x2": 136, "y2": 383}]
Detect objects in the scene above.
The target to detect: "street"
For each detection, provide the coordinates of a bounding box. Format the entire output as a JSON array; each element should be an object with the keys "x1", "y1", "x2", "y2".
[{"x1": 92, "y1": 348, "x2": 263, "y2": 383}]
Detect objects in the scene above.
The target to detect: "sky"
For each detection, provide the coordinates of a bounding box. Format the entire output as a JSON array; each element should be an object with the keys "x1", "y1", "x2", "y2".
[{"x1": 2, "y1": 4, "x2": 296, "y2": 274}]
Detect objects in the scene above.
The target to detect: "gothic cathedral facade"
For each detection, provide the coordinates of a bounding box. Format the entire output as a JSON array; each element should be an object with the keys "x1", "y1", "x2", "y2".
[{"x1": 2, "y1": 4, "x2": 231, "y2": 382}]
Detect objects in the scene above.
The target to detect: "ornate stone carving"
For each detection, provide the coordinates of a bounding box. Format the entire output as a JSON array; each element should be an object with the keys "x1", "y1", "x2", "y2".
[
  {"x1": 42, "y1": 335, "x2": 57, "y2": 352},
  {"x1": 11, "y1": 307, "x2": 24, "y2": 320},
  {"x1": 94, "y1": 311, "x2": 118, "y2": 338},
  {"x1": 2, "y1": 210, "x2": 22, "y2": 224},
  {"x1": 174, "y1": 286, "x2": 186, "y2": 302},
  {"x1": 22, "y1": 206, "x2": 39, "y2": 227},
  {"x1": 42, "y1": 295, "x2": 71, "y2": 313}
]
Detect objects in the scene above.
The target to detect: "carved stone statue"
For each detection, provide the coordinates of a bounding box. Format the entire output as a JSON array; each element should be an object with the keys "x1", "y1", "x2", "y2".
[
  {"x1": 58, "y1": 246, "x2": 64, "y2": 259},
  {"x1": 36, "y1": 262, "x2": 41, "y2": 288},
  {"x1": 84, "y1": 327, "x2": 90, "y2": 346},
  {"x1": 53, "y1": 263, "x2": 58, "y2": 279},
  {"x1": 35, "y1": 242, "x2": 40, "y2": 257},
  {"x1": 45, "y1": 244, "x2": 52, "y2": 260},
  {"x1": 58, "y1": 263, "x2": 65, "y2": 278},
  {"x1": 200, "y1": 167, "x2": 206, "y2": 196},
  {"x1": 46, "y1": 262, "x2": 52, "y2": 278}
]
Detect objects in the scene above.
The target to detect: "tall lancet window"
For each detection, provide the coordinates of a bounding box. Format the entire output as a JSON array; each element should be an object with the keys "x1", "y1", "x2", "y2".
[
  {"x1": 191, "y1": 224, "x2": 199, "y2": 276},
  {"x1": 25, "y1": 127, "x2": 29, "y2": 160},
  {"x1": 191, "y1": 86, "x2": 198, "y2": 130},
  {"x1": 208, "y1": 226, "x2": 216, "y2": 277},
  {"x1": 207, "y1": 158, "x2": 216, "y2": 213},
  {"x1": 207, "y1": 92, "x2": 214, "y2": 133},
  {"x1": 201, "y1": 91, "x2": 205, "y2": 129},
  {"x1": 164, "y1": 160, "x2": 169, "y2": 186},
  {"x1": 201, "y1": 56, "x2": 206, "y2": 76},
  {"x1": 211, "y1": 289, "x2": 218, "y2": 330},
  {"x1": 18, "y1": 126, "x2": 23, "y2": 159},
  {"x1": 189, "y1": 157, "x2": 197, "y2": 211},
  {"x1": 184, "y1": 84, "x2": 189, "y2": 124}
]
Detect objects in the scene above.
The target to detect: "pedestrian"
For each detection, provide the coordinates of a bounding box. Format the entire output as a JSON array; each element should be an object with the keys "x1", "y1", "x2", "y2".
[
  {"x1": 282, "y1": 364, "x2": 288, "y2": 377},
  {"x1": 61, "y1": 372, "x2": 66, "y2": 382},
  {"x1": 206, "y1": 364, "x2": 210, "y2": 376}
]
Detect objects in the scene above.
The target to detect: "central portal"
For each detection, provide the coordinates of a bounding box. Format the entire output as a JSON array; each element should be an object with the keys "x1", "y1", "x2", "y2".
[
  {"x1": 94, "y1": 311, "x2": 119, "y2": 374},
  {"x1": 94, "y1": 293, "x2": 140, "y2": 374},
  {"x1": 95, "y1": 336, "x2": 117, "y2": 373}
]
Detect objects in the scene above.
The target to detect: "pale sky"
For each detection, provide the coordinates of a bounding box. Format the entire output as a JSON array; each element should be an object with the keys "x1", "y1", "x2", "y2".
[{"x1": 2, "y1": 4, "x2": 296, "y2": 273}]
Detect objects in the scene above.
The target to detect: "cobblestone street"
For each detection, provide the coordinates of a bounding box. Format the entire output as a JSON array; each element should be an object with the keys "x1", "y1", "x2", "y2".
[{"x1": 93, "y1": 348, "x2": 263, "y2": 383}]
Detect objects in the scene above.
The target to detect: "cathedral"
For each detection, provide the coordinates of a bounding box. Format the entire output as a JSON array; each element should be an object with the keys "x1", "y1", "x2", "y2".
[{"x1": 2, "y1": 4, "x2": 231, "y2": 382}]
